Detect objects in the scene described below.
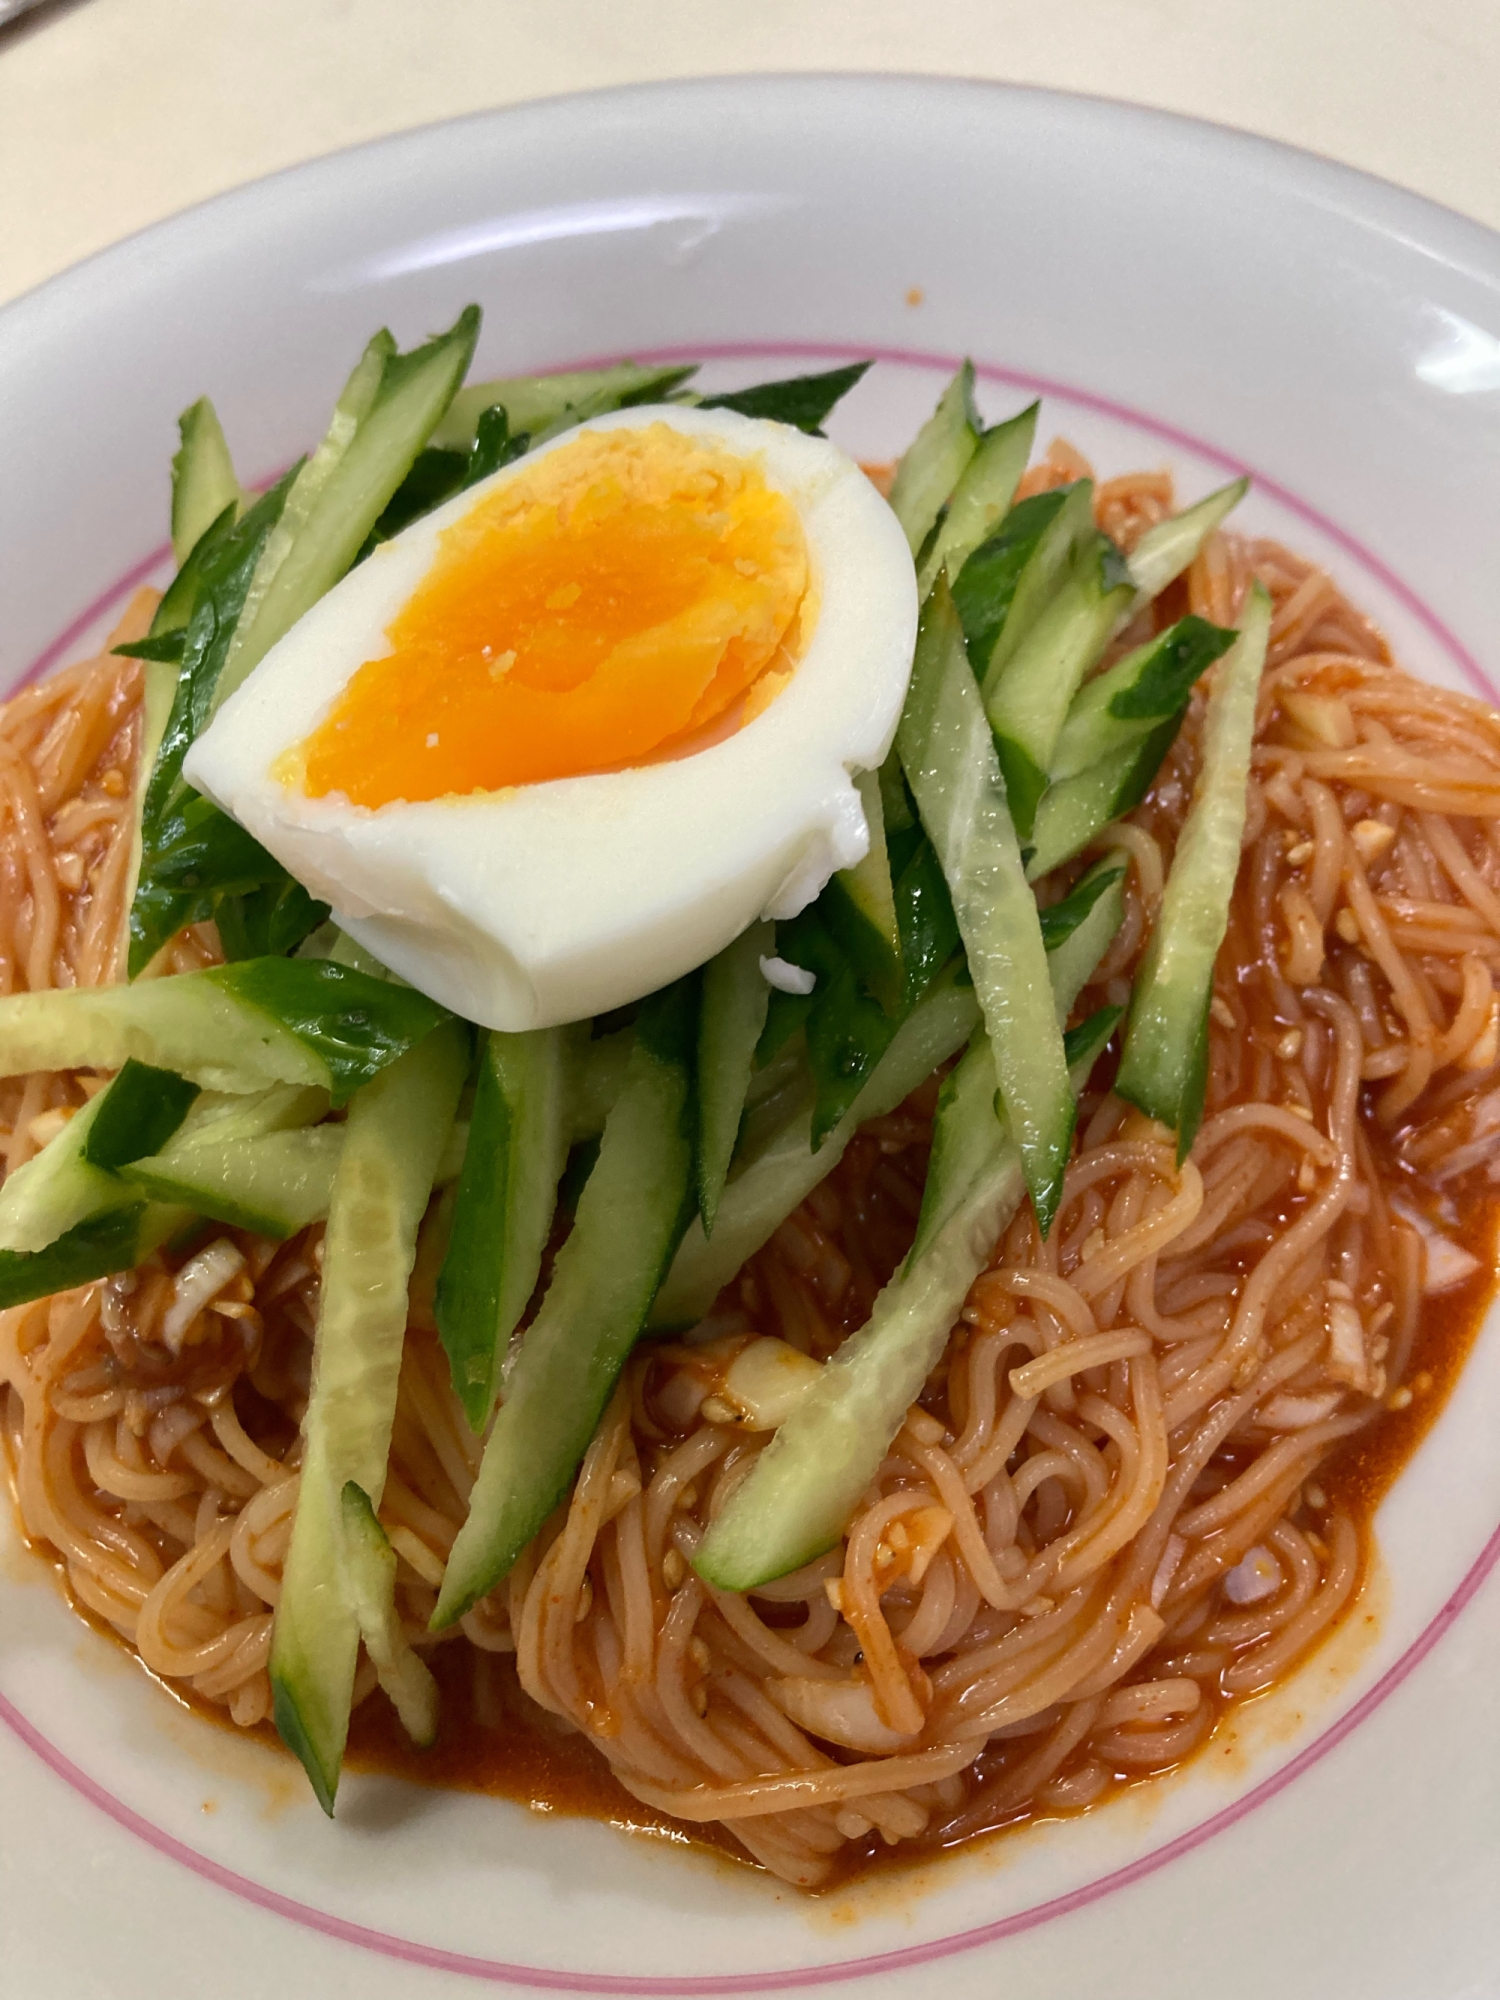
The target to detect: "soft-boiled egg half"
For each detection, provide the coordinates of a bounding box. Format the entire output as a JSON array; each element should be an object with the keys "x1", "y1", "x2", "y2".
[{"x1": 186, "y1": 404, "x2": 917, "y2": 1029}]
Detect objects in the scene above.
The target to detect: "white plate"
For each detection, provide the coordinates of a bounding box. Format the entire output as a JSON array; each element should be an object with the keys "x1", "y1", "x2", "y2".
[{"x1": 3, "y1": 76, "x2": 1500, "y2": 2000}]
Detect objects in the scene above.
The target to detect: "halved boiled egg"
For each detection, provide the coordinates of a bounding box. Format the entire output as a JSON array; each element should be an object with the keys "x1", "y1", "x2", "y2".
[{"x1": 186, "y1": 404, "x2": 917, "y2": 1029}]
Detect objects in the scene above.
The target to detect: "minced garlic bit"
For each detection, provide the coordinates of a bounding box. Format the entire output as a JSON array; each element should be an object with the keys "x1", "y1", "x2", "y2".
[
  {"x1": 759, "y1": 954, "x2": 817, "y2": 997},
  {"x1": 1350, "y1": 818, "x2": 1397, "y2": 863}
]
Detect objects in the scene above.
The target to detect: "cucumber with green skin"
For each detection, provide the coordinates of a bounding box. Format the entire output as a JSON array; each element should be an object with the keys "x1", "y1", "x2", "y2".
[
  {"x1": 1036, "y1": 855, "x2": 1129, "y2": 957},
  {"x1": 955, "y1": 481, "x2": 1096, "y2": 692},
  {"x1": 430, "y1": 360, "x2": 699, "y2": 453},
  {"x1": 0, "y1": 1059, "x2": 198, "y2": 1255},
  {"x1": 432, "y1": 982, "x2": 698, "y2": 1627},
  {"x1": 915, "y1": 401, "x2": 1038, "y2": 601},
  {"x1": 0, "y1": 960, "x2": 450, "y2": 1103},
  {"x1": 271, "y1": 1020, "x2": 468, "y2": 1815},
  {"x1": 339, "y1": 1483, "x2": 439, "y2": 1748},
  {"x1": 692, "y1": 1003, "x2": 1123, "y2": 1592},
  {"x1": 696, "y1": 920, "x2": 773, "y2": 1236},
  {"x1": 981, "y1": 532, "x2": 1135, "y2": 839},
  {"x1": 898, "y1": 577, "x2": 1074, "y2": 1237},
  {"x1": 213, "y1": 308, "x2": 480, "y2": 716},
  {"x1": 907, "y1": 999, "x2": 1123, "y2": 1269},
  {"x1": 820, "y1": 770, "x2": 904, "y2": 1015},
  {"x1": 1025, "y1": 718, "x2": 1183, "y2": 883},
  {"x1": 888, "y1": 363, "x2": 981, "y2": 556},
  {"x1": 0, "y1": 1201, "x2": 194, "y2": 1311},
  {"x1": 170, "y1": 399, "x2": 244, "y2": 567},
  {"x1": 1115, "y1": 584, "x2": 1272, "y2": 1159},
  {"x1": 434, "y1": 1026, "x2": 569, "y2": 1432},
  {"x1": 123, "y1": 1124, "x2": 344, "y2": 1239},
  {"x1": 698, "y1": 361, "x2": 870, "y2": 435},
  {"x1": 1125, "y1": 477, "x2": 1248, "y2": 606},
  {"x1": 650, "y1": 842, "x2": 1118, "y2": 1335},
  {"x1": 1048, "y1": 614, "x2": 1237, "y2": 784},
  {"x1": 1040, "y1": 856, "x2": 1129, "y2": 1013},
  {"x1": 128, "y1": 468, "x2": 314, "y2": 974}
]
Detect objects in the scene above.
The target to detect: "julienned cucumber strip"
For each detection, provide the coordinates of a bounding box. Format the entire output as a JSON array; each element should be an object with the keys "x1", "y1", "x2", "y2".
[
  {"x1": 697, "y1": 921, "x2": 773, "y2": 1237},
  {"x1": 213, "y1": 308, "x2": 479, "y2": 716},
  {"x1": 0, "y1": 1201, "x2": 192, "y2": 1311},
  {"x1": 171, "y1": 399, "x2": 244, "y2": 568},
  {"x1": 123, "y1": 1124, "x2": 344, "y2": 1238},
  {"x1": 1125, "y1": 478, "x2": 1248, "y2": 606},
  {"x1": 982, "y1": 532, "x2": 1134, "y2": 839},
  {"x1": 0, "y1": 1060, "x2": 197, "y2": 1256},
  {"x1": 650, "y1": 968, "x2": 980, "y2": 1330},
  {"x1": 432, "y1": 983, "x2": 697, "y2": 1627},
  {"x1": 698, "y1": 361, "x2": 870, "y2": 435},
  {"x1": 693, "y1": 1006, "x2": 1122, "y2": 1591},
  {"x1": 129, "y1": 474, "x2": 305, "y2": 974},
  {"x1": 955, "y1": 481, "x2": 1095, "y2": 692},
  {"x1": 271, "y1": 1022, "x2": 467, "y2": 1815},
  {"x1": 430, "y1": 361, "x2": 699, "y2": 453},
  {"x1": 1048, "y1": 615, "x2": 1237, "y2": 784},
  {"x1": 339, "y1": 1482, "x2": 439, "y2": 1748},
  {"x1": 1041, "y1": 856, "x2": 1129, "y2": 1021},
  {"x1": 1115, "y1": 585, "x2": 1272, "y2": 1159},
  {"x1": 434, "y1": 1027, "x2": 568, "y2": 1433},
  {"x1": 907, "y1": 878, "x2": 1126, "y2": 1266},
  {"x1": 1036, "y1": 856, "x2": 1128, "y2": 956},
  {"x1": 820, "y1": 770, "x2": 904, "y2": 1015},
  {"x1": 83, "y1": 1060, "x2": 201, "y2": 1170},
  {"x1": 0, "y1": 961, "x2": 449, "y2": 1102},
  {"x1": 915, "y1": 402, "x2": 1039, "y2": 601},
  {"x1": 898, "y1": 578, "x2": 1074, "y2": 1236},
  {"x1": 1025, "y1": 718, "x2": 1182, "y2": 883},
  {"x1": 888, "y1": 363, "x2": 980, "y2": 556}
]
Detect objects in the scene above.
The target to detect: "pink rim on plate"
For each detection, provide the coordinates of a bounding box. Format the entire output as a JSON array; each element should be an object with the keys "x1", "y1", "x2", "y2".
[{"x1": 3, "y1": 344, "x2": 1498, "y2": 1994}]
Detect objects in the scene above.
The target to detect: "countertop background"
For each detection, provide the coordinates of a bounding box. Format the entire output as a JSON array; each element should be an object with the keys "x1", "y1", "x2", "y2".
[{"x1": 3, "y1": 0, "x2": 1499, "y2": 308}]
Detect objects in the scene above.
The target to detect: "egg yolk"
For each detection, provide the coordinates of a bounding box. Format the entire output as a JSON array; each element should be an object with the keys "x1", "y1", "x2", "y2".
[{"x1": 295, "y1": 424, "x2": 812, "y2": 807}]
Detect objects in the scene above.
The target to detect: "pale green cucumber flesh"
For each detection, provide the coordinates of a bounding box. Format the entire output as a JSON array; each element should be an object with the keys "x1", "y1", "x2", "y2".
[
  {"x1": 888, "y1": 362, "x2": 980, "y2": 555},
  {"x1": 171, "y1": 398, "x2": 243, "y2": 567},
  {"x1": 822, "y1": 770, "x2": 903, "y2": 1013},
  {"x1": 915, "y1": 402, "x2": 1038, "y2": 599},
  {"x1": 434, "y1": 1026, "x2": 568, "y2": 1433},
  {"x1": 697, "y1": 919, "x2": 773, "y2": 1237},
  {"x1": 215, "y1": 308, "x2": 479, "y2": 713},
  {"x1": 339, "y1": 1482, "x2": 439, "y2": 1748},
  {"x1": 1026, "y1": 718, "x2": 1183, "y2": 883},
  {"x1": 433, "y1": 1020, "x2": 694, "y2": 1627},
  {"x1": 122, "y1": 1125, "x2": 344, "y2": 1238},
  {"x1": 1048, "y1": 614, "x2": 1236, "y2": 783},
  {"x1": 270, "y1": 1021, "x2": 467, "y2": 1813},
  {"x1": 0, "y1": 974, "x2": 324, "y2": 1097},
  {"x1": 898, "y1": 580, "x2": 1074, "y2": 1235},
  {"x1": 1126, "y1": 478, "x2": 1248, "y2": 605},
  {"x1": 985, "y1": 555, "x2": 1132, "y2": 840},
  {"x1": 964, "y1": 481, "x2": 1096, "y2": 689},
  {"x1": 1115, "y1": 586, "x2": 1272, "y2": 1155},
  {"x1": 430, "y1": 361, "x2": 698, "y2": 452}
]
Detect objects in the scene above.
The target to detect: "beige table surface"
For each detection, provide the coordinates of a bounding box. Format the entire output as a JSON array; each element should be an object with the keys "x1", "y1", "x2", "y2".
[{"x1": 3, "y1": 0, "x2": 1499, "y2": 308}]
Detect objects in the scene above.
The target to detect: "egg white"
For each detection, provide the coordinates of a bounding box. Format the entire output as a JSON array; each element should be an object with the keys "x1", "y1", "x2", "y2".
[{"x1": 185, "y1": 404, "x2": 918, "y2": 1030}]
